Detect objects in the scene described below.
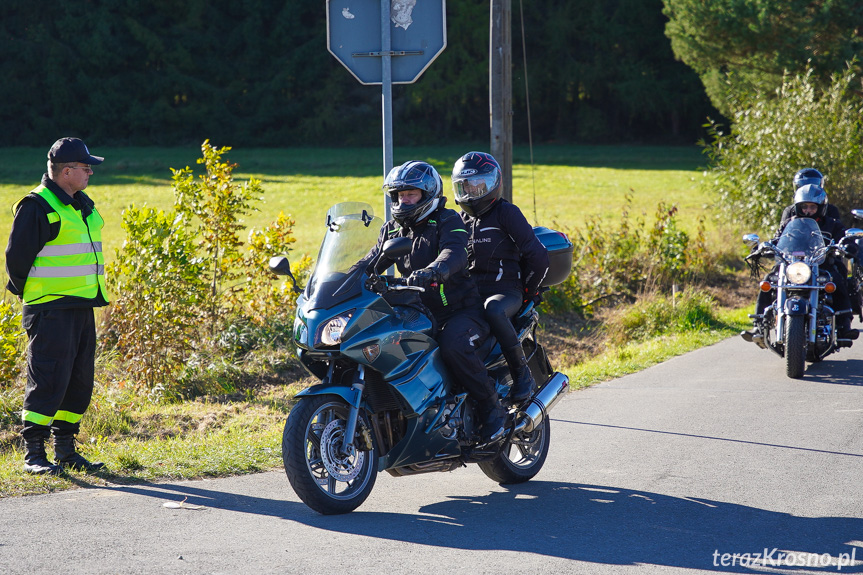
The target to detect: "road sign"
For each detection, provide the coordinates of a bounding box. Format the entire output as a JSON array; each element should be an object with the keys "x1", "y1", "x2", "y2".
[{"x1": 327, "y1": 0, "x2": 447, "y2": 85}]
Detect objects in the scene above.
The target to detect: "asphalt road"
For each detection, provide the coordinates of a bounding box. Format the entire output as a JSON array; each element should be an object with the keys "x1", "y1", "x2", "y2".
[{"x1": 2, "y1": 336, "x2": 862, "y2": 575}]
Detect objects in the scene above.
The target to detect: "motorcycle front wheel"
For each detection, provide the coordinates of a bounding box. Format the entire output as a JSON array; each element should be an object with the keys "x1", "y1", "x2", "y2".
[
  {"x1": 282, "y1": 396, "x2": 378, "y2": 515},
  {"x1": 785, "y1": 315, "x2": 807, "y2": 379},
  {"x1": 478, "y1": 415, "x2": 551, "y2": 484}
]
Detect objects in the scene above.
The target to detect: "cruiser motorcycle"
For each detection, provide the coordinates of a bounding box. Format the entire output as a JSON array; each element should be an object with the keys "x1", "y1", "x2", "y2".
[
  {"x1": 269, "y1": 202, "x2": 573, "y2": 515},
  {"x1": 743, "y1": 218, "x2": 862, "y2": 378}
]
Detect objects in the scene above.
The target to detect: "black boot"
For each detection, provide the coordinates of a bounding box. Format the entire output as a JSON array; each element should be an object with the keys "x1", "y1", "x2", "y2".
[
  {"x1": 503, "y1": 344, "x2": 536, "y2": 404},
  {"x1": 477, "y1": 393, "x2": 506, "y2": 443},
  {"x1": 23, "y1": 437, "x2": 60, "y2": 475},
  {"x1": 53, "y1": 433, "x2": 105, "y2": 472}
]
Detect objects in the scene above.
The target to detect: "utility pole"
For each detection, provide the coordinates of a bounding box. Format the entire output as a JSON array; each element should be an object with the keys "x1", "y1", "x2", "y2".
[{"x1": 490, "y1": 0, "x2": 512, "y2": 202}]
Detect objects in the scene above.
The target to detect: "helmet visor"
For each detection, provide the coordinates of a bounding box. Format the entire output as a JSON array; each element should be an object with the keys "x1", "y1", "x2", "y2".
[{"x1": 453, "y1": 172, "x2": 499, "y2": 202}]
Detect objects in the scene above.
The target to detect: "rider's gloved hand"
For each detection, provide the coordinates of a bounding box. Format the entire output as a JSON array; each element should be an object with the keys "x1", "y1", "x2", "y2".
[{"x1": 407, "y1": 268, "x2": 440, "y2": 289}]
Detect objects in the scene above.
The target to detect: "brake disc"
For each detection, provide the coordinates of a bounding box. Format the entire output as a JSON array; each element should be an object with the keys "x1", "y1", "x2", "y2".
[{"x1": 319, "y1": 419, "x2": 365, "y2": 482}]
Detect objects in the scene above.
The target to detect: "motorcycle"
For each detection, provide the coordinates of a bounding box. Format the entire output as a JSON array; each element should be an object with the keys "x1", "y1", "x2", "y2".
[
  {"x1": 743, "y1": 218, "x2": 861, "y2": 378},
  {"x1": 268, "y1": 202, "x2": 574, "y2": 515},
  {"x1": 850, "y1": 209, "x2": 863, "y2": 322}
]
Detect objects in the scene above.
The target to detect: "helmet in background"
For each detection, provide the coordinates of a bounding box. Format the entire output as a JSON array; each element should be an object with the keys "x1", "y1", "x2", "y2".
[
  {"x1": 793, "y1": 168, "x2": 823, "y2": 190},
  {"x1": 452, "y1": 152, "x2": 502, "y2": 217},
  {"x1": 384, "y1": 161, "x2": 443, "y2": 227}
]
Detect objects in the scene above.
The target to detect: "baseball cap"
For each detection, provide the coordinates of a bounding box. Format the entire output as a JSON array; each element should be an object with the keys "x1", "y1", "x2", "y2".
[{"x1": 47, "y1": 137, "x2": 104, "y2": 165}]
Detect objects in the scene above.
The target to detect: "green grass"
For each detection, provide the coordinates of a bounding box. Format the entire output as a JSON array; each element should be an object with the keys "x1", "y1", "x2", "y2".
[
  {"x1": 563, "y1": 306, "x2": 752, "y2": 388},
  {"x1": 0, "y1": 144, "x2": 751, "y2": 498},
  {"x1": 0, "y1": 388, "x2": 294, "y2": 497},
  {"x1": 0, "y1": 144, "x2": 716, "y2": 271}
]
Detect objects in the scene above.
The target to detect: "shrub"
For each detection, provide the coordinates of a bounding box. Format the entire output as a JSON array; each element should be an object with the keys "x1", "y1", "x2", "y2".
[
  {"x1": 703, "y1": 65, "x2": 863, "y2": 231},
  {"x1": 543, "y1": 194, "x2": 718, "y2": 317},
  {"x1": 603, "y1": 288, "x2": 720, "y2": 346},
  {"x1": 0, "y1": 299, "x2": 24, "y2": 387},
  {"x1": 102, "y1": 141, "x2": 301, "y2": 399}
]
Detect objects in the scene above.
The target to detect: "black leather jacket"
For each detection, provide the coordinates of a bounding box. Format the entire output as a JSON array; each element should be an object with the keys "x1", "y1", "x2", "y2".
[
  {"x1": 362, "y1": 200, "x2": 481, "y2": 323},
  {"x1": 460, "y1": 200, "x2": 549, "y2": 298}
]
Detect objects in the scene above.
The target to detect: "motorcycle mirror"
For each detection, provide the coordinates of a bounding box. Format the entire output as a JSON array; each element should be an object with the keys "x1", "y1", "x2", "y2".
[
  {"x1": 382, "y1": 237, "x2": 412, "y2": 259},
  {"x1": 851, "y1": 209, "x2": 863, "y2": 221},
  {"x1": 268, "y1": 256, "x2": 302, "y2": 293},
  {"x1": 742, "y1": 233, "x2": 760, "y2": 249},
  {"x1": 846, "y1": 227, "x2": 863, "y2": 238}
]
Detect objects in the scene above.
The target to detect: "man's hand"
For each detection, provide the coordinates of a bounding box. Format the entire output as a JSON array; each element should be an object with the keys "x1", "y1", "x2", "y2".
[{"x1": 407, "y1": 268, "x2": 439, "y2": 289}]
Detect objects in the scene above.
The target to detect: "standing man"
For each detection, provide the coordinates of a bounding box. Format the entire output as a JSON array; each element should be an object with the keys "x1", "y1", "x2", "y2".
[{"x1": 5, "y1": 137, "x2": 109, "y2": 474}]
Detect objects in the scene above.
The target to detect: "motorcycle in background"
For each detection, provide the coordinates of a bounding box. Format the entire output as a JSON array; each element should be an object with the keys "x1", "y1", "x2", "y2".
[
  {"x1": 269, "y1": 202, "x2": 574, "y2": 514},
  {"x1": 849, "y1": 209, "x2": 863, "y2": 322},
  {"x1": 742, "y1": 218, "x2": 861, "y2": 378}
]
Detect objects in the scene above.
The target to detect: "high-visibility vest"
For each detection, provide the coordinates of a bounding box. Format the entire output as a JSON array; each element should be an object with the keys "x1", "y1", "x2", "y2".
[{"x1": 13, "y1": 186, "x2": 109, "y2": 305}]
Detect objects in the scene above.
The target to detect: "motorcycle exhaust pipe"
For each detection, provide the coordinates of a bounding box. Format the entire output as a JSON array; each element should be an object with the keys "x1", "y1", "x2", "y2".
[{"x1": 514, "y1": 372, "x2": 570, "y2": 433}]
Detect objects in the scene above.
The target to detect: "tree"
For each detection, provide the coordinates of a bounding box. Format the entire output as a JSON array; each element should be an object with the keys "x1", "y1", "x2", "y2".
[{"x1": 662, "y1": 0, "x2": 863, "y2": 116}]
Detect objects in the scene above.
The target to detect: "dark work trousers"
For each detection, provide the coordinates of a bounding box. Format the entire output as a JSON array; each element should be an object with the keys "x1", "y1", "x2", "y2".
[
  {"x1": 437, "y1": 309, "x2": 496, "y2": 403},
  {"x1": 482, "y1": 290, "x2": 523, "y2": 350},
  {"x1": 21, "y1": 307, "x2": 96, "y2": 441}
]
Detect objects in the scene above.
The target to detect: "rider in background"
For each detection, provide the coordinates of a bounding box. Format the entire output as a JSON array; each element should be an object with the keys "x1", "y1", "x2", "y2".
[
  {"x1": 778, "y1": 168, "x2": 841, "y2": 226},
  {"x1": 778, "y1": 168, "x2": 860, "y2": 319},
  {"x1": 359, "y1": 160, "x2": 506, "y2": 442},
  {"x1": 743, "y1": 184, "x2": 858, "y2": 345},
  {"x1": 452, "y1": 152, "x2": 549, "y2": 404}
]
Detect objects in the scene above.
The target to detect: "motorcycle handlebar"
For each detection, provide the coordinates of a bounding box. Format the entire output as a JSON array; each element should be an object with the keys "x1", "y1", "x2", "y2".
[{"x1": 365, "y1": 275, "x2": 426, "y2": 294}]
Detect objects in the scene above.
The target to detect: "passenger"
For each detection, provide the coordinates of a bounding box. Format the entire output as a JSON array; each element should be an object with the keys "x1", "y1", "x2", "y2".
[{"x1": 452, "y1": 152, "x2": 549, "y2": 404}]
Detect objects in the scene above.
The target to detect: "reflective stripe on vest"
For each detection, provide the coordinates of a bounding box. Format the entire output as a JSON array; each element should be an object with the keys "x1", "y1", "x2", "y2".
[{"x1": 16, "y1": 187, "x2": 109, "y2": 304}]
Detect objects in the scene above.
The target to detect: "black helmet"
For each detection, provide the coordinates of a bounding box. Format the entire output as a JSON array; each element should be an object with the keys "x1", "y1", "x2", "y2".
[
  {"x1": 793, "y1": 168, "x2": 823, "y2": 190},
  {"x1": 793, "y1": 184, "x2": 828, "y2": 218},
  {"x1": 384, "y1": 161, "x2": 443, "y2": 227},
  {"x1": 452, "y1": 151, "x2": 502, "y2": 217}
]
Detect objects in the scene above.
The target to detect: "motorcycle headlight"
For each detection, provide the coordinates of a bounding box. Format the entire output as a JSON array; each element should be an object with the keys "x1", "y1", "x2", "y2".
[
  {"x1": 293, "y1": 316, "x2": 308, "y2": 346},
  {"x1": 786, "y1": 262, "x2": 812, "y2": 285},
  {"x1": 316, "y1": 311, "x2": 354, "y2": 347}
]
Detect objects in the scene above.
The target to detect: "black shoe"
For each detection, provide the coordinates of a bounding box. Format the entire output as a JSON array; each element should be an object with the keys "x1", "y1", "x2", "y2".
[
  {"x1": 478, "y1": 401, "x2": 506, "y2": 444},
  {"x1": 23, "y1": 440, "x2": 61, "y2": 475},
  {"x1": 839, "y1": 328, "x2": 860, "y2": 341},
  {"x1": 740, "y1": 330, "x2": 755, "y2": 343},
  {"x1": 509, "y1": 367, "x2": 537, "y2": 405},
  {"x1": 53, "y1": 435, "x2": 105, "y2": 473},
  {"x1": 503, "y1": 344, "x2": 537, "y2": 405}
]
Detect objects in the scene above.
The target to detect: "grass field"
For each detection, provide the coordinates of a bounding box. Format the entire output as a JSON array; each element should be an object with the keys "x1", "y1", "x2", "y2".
[
  {"x1": 0, "y1": 144, "x2": 724, "y2": 274},
  {"x1": 0, "y1": 144, "x2": 755, "y2": 497}
]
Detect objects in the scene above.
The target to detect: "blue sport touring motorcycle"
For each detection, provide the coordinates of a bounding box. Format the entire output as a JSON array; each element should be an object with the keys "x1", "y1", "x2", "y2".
[{"x1": 268, "y1": 202, "x2": 573, "y2": 514}]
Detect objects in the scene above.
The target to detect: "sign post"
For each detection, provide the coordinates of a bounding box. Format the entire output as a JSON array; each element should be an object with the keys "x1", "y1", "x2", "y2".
[{"x1": 327, "y1": 0, "x2": 447, "y2": 220}]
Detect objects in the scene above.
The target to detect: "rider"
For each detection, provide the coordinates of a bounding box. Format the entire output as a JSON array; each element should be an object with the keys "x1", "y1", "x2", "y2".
[
  {"x1": 452, "y1": 152, "x2": 549, "y2": 404},
  {"x1": 778, "y1": 168, "x2": 842, "y2": 226},
  {"x1": 360, "y1": 160, "x2": 506, "y2": 442},
  {"x1": 742, "y1": 184, "x2": 859, "y2": 344},
  {"x1": 779, "y1": 168, "x2": 860, "y2": 319}
]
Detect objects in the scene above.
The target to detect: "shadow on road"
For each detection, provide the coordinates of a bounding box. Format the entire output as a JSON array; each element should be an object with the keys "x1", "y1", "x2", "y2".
[
  {"x1": 560, "y1": 420, "x2": 863, "y2": 458},
  {"x1": 804, "y1": 358, "x2": 863, "y2": 386},
  {"x1": 101, "y1": 478, "x2": 862, "y2": 573}
]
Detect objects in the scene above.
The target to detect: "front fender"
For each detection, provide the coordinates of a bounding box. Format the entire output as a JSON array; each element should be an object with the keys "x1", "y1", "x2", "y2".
[
  {"x1": 784, "y1": 296, "x2": 810, "y2": 316},
  {"x1": 296, "y1": 384, "x2": 357, "y2": 406}
]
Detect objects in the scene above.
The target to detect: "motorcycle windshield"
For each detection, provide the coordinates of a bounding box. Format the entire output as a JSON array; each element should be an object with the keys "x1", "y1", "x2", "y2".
[
  {"x1": 305, "y1": 202, "x2": 383, "y2": 308},
  {"x1": 775, "y1": 218, "x2": 827, "y2": 264}
]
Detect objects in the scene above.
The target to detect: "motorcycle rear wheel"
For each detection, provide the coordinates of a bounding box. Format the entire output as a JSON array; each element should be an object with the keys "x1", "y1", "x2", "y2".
[
  {"x1": 478, "y1": 415, "x2": 550, "y2": 484},
  {"x1": 785, "y1": 315, "x2": 807, "y2": 379},
  {"x1": 282, "y1": 396, "x2": 378, "y2": 515}
]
